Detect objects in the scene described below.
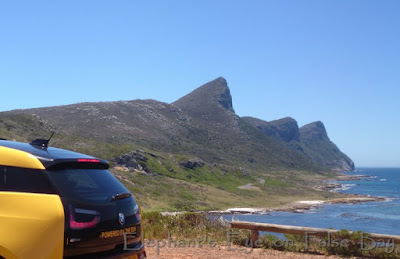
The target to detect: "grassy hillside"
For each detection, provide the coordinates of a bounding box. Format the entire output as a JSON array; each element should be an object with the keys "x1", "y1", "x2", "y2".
[{"x1": 111, "y1": 149, "x2": 340, "y2": 211}]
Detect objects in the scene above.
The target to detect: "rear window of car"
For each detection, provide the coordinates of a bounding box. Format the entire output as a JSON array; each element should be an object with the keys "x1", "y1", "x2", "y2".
[{"x1": 47, "y1": 169, "x2": 129, "y2": 202}]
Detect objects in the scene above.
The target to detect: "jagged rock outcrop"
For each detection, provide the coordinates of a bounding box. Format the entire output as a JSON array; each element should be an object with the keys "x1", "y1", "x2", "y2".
[
  {"x1": 114, "y1": 150, "x2": 148, "y2": 171},
  {"x1": 180, "y1": 158, "x2": 205, "y2": 169}
]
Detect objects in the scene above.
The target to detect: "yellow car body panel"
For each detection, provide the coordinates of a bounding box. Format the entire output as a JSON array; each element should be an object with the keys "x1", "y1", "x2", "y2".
[
  {"x1": 0, "y1": 146, "x2": 45, "y2": 170},
  {"x1": 0, "y1": 192, "x2": 64, "y2": 259}
]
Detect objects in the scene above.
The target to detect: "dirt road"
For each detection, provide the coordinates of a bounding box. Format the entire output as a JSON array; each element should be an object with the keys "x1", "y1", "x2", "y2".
[{"x1": 146, "y1": 244, "x2": 342, "y2": 259}]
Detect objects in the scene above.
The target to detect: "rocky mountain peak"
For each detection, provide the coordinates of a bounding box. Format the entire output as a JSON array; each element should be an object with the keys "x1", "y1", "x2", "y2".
[
  {"x1": 172, "y1": 77, "x2": 234, "y2": 114},
  {"x1": 299, "y1": 121, "x2": 329, "y2": 141}
]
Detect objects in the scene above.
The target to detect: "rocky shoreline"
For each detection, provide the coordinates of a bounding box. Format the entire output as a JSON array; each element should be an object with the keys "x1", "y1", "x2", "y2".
[
  {"x1": 162, "y1": 172, "x2": 387, "y2": 216},
  {"x1": 314, "y1": 174, "x2": 375, "y2": 192},
  {"x1": 206, "y1": 196, "x2": 387, "y2": 215},
  {"x1": 207, "y1": 173, "x2": 386, "y2": 215},
  {"x1": 161, "y1": 196, "x2": 387, "y2": 216}
]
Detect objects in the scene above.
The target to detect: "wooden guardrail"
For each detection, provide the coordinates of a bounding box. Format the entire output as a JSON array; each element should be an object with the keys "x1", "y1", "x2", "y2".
[{"x1": 230, "y1": 221, "x2": 400, "y2": 245}]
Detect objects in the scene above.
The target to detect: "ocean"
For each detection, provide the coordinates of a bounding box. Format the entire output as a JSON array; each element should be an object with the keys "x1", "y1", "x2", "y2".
[{"x1": 222, "y1": 168, "x2": 400, "y2": 235}]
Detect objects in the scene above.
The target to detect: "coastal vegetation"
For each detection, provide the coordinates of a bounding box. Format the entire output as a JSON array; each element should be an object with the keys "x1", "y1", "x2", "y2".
[
  {"x1": 111, "y1": 157, "x2": 342, "y2": 211},
  {"x1": 143, "y1": 212, "x2": 400, "y2": 258}
]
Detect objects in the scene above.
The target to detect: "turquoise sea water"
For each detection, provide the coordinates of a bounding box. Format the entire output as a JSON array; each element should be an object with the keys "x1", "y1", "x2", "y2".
[{"x1": 223, "y1": 168, "x2": 400, "y2": 235}]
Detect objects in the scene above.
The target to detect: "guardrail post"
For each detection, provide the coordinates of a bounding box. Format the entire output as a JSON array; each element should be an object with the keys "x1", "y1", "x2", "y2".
[{"x1": 251, "y1": 230, "x2": 259, "y2": 244}]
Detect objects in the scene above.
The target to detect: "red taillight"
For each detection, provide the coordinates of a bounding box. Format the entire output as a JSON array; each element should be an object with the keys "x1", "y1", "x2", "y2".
[
  {"x1": 77, "y1": 159, "x2": 101, "y2": 163},
  {"x1": 70, "y1": 214, "x2": 100, "y2": 229},
  {"x1": 69, "y1": 206, "x2": 100, "y2": 229}
]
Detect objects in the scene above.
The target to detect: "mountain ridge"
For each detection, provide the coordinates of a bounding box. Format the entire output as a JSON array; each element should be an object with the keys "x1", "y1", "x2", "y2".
[{"x1": 0, "y1": 76, "x2": 353, "y2": 171}]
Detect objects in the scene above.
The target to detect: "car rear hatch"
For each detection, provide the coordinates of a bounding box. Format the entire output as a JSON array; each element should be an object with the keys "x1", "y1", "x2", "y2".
[{"x1": 45, "y1": 160, "x2": 143, "y2": 257}]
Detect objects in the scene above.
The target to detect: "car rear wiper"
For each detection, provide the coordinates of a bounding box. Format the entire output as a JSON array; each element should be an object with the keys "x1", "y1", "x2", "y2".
[{"x1": 110, "y1": 192, "x2": 132, "y2": 201}]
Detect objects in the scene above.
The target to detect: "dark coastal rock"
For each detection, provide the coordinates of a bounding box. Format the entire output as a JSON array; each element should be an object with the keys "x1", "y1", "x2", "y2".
[
  {"x1": 314, "y1": 183, "x2": 343, "y2": 192},
  {"x1": 335, "y1": 174, "x2": 373, "y2": 181}
]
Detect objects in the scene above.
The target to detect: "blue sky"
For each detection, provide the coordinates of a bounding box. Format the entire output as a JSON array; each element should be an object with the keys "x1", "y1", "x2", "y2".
[{"x1": 1, "y1": 1, "x2": 399, "y2": 167}]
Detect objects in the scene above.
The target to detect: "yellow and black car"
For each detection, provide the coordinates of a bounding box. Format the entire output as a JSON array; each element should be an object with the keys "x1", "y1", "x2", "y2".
[{"x1": 0, "y1": 138, "x2": 146, "y2": 259}]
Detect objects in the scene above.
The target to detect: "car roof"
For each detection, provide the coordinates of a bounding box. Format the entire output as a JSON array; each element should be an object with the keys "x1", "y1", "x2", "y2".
[
  {"x1": 0, "y1": 140, "x2": 108, "y2": 169},
  {"x1": 0, "y1": 140, "x2": 94, "y2": 160}
]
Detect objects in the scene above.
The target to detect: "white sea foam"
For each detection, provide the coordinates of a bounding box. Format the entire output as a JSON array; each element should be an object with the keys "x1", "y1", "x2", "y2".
[
  {"x1": 332, "y1": 183, "x2": 357, "y2": 192},
  {"x1": 226, "y1": 208, "x2": 264, "y2": 213}
]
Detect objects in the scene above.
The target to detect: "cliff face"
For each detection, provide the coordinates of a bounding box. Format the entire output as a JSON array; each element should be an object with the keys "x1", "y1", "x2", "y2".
[
  {"x1": 243, "y1": 117, "x2": 300, "y2": 143},
  {"x1": 300, "y1": 121, "x2": 329, "y2": 141},
  {"x1": 299, "y1": 122, "x2": 355, "y2": 171},
  {"x1": 242, "y1": 118, "x2": 355, "y2": 171}
]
